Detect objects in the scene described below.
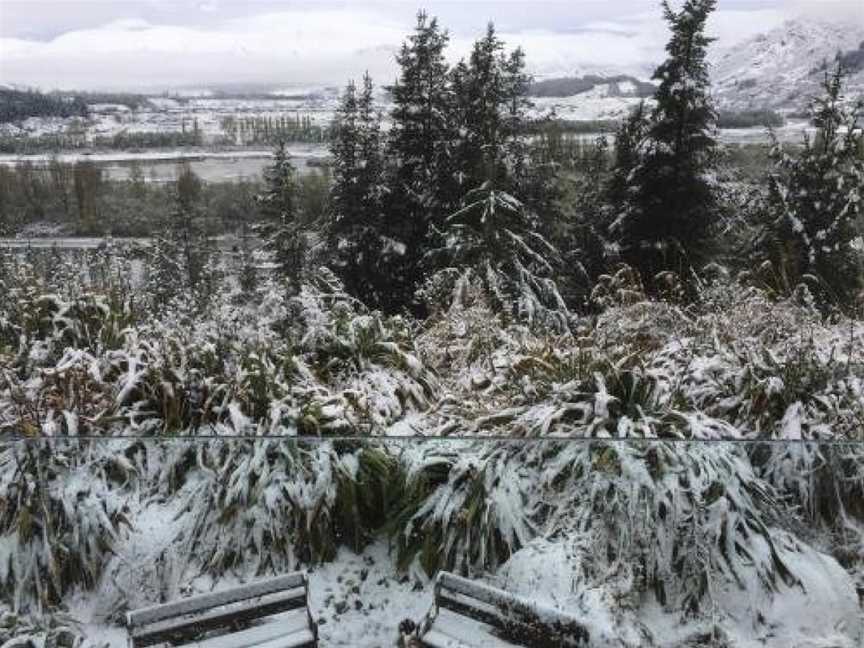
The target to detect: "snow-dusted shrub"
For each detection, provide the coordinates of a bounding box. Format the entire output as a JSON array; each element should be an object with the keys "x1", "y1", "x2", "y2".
[
  {"x1": 1, "y1": 268, "x2": 436, "y2": 438},
  {"x1": 0, "y1": 440, "x2": 130, "y2": 611},
  {"x1": 542, "y1": 441, "x2": 800, "y2": 617},
  {"x1": 589, "y1": 264, "x2": 646, "y2": 311},
  {"x1": 0, "y1": 610, "x2": 85, "y2": 648},
  {"x1": 429, "y1": 185, "x2": 571, "y2": 333},
  {"x1": 175, "y1": 440, "x2": 399, "y2": 577},
  {"x1": 392, "y1": 444, "x2": 539, "y2": 576}
]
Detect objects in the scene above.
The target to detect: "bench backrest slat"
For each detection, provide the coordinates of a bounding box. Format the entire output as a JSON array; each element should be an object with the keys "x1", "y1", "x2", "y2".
[
  {"x1": 131, "y1": 589, "x2": 309, "y2": 648},
  {"x1": 434, "y1": 572, "x2": 589, "y2": 646},
  {"x1": 127, "y1": 572, "x2": 307, "y2": 628}
]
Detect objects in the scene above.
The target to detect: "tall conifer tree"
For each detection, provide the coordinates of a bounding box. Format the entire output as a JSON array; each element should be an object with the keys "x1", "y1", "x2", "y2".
[
  {"x1": 382, "y1": 11, "x2": 453, "y2": 313},
  {"x1": 610, "y1": 0, "x2": 719, "y2": 287},
  {"x1": 257, "y1": 141, "x2": 305, "y2": 293},
  {"x1": 327, "y1": 74, "x2": 389, "y2": 307}
]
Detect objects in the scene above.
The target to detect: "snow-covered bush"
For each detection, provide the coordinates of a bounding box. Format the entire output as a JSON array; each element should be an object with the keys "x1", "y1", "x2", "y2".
[
  {"x1": 0, "y1": 440, "x2": 130, "y2": 611},
  {"x1": 541, "y1": 441, "x2": 799, "y2": 616},
  {"x1": 0, "y1": 610, "x2": 86, "y2": 648},
  {"x1": 429, "y1": 185, "x2": 571, "y2": 333},
  {"x1": 1, "y1": 268, "x2": 436, "y2": 438},
  {"x1": 174, "y1": 440, "x2": 399, "y2": 576},
  {"x1": 392, "y1": 444, "x2": 539, "y2": 577},
  {"x1": 759, "y1": 64, "x2": 864, "y2": 309}
]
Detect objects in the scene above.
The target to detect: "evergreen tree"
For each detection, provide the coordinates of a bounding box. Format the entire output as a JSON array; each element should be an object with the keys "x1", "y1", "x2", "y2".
[
  {"x1": 761, "y1": 64, "x2": 864, "y2": 308},
  {"x1": 147, "y1": 165, "x2": 216, "y2": 309},
  {"x1": 431, "y1": 183, "x2": 569, "y2": 331},
  {"x1": 382, "y1": 11, "x2": 453, "y2": 313},
  {"x1": 606, "y1": 101, "x2": 649, "y2": 210},
  {"x1": 256, "y1": 141, "x2": 305, "y2": 293},
  {"x1": 449, "y1": 24, "x2": 532, "y2": 198},
  {"x1": 610, "y1": 0, "x2": 719, "y2": 288},
  {"x1": 327, "y1": 74, "x2": 389, "y2": 308},
  {"x1": 556, "y1": 136, "x2": 613, "y2": 310}
]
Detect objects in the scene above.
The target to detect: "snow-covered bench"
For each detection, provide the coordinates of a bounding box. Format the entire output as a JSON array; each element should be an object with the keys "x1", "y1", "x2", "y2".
[
  {"x1": 126, "y1": 572, "x2": 318, "y2": 648},
  {"x1": 415, "y1": 571, "x2": 589, "y2": 648}
]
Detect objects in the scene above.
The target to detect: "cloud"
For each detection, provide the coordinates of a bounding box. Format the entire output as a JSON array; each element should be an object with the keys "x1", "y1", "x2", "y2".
[
  {"x1": 0, "y1": 9, "x2": 412, "y2": 89},
  {"x1": 0, "y1": 2, "x2": 843, "y2": 91}
]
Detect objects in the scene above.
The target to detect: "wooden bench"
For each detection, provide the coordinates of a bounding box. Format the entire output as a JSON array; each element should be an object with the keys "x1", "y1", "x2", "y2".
[
  {"x1": 126, "y1": 572, "x2": 318, "y2": 648},
  {"x1": 415, "y1": 572, "x2": 589, "y2": 648}
]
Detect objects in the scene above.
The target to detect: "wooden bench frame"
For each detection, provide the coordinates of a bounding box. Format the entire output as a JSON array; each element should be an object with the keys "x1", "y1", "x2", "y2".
[
  {"x1": 416, "y1": 571, "x2": 589, "y2": 648},
  {"x1": 126, "y1": 572, "x2": 318, "y2": 648}
]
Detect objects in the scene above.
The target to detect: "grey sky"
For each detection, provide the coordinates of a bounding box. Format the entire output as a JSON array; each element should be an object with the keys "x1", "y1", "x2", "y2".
[{"x1": 1, "y1": 1, "x2": 861, "y2": 90}]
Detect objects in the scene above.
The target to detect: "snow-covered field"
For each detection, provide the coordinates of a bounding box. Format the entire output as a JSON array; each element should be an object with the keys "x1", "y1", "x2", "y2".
[{"x1": 0, "y1": 96, "x2": 337, "y2": 142}]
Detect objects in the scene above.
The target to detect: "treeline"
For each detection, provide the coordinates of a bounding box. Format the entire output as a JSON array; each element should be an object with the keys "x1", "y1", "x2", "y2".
[
  {"x1": 0, "y1": 88, "x2": 88, "y2": 123},
  {"x1": 0, "y1": 114, "x2": 328, "y2": 153},
  {"x1": 716, "y1": 109, "x2": 785, "y2": 128},
  {"x1": 529, "y1": 74, "x2": 656, "y2": 98},
  {"x1": 75, "y1": 91, "x2": 152, "y2": 110},
  {"x1": 219, "y1": 114, "x2": 329, "y2": 145},
  {"x1": 0, "y1": 159, "x2": 330, "y2": 237},
  {"x1": 0, "y1": 131, "x2": 205, "y2": 155}
]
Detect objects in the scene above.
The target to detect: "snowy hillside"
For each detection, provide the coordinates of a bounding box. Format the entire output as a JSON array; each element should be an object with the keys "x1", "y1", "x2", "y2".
[
  {"x1": 526, "y1": 19, "x2": 864, "y2": 116},
  {"x1": 711, "y1": 19, "x2": 864, "y2": 111}
]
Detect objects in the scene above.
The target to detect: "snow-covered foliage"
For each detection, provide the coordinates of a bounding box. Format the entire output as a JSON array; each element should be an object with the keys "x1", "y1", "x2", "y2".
[
  {"x1": 429, "y1": 185, "x2": 571, "y2": 333},
  {"x1": 0, "y1": 440, "x2": 130, "y2": 611},
  {"x1": 760, "y1": 64, "x2": 864, "y2": 307},
  {"x1": 0, "y1": 610, "x2": 89, "y2": 648},
  {"x1": 1, "y1": 245, "x2": 863, "y2": 646},
  {"x1": 173, "y1": 440, "x2": 398, "y2": 575}
]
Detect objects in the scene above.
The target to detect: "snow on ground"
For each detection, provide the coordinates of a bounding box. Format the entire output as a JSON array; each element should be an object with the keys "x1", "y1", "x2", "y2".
[
  {"x1": 530, "y1": 94, "x2": 652, "y2": 122},
  {"x1": 50, "y1": 454, "x2": 864, "y2": 648},
  {"x1": 306, "y1": 543, "x2": 430, "y2": 647}
]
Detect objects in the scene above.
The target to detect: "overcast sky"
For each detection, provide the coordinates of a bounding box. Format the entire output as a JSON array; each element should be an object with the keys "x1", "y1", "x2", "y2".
[{"x1": 1, "y1": 0, "x2": 862, "y2": 91}]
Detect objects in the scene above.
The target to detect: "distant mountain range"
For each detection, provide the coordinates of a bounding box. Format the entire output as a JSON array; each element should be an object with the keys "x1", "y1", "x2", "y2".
[
  {"x1": 710, "y1": 19, "x2": 864, "y2": 112},
  {"x1": 528, "y1": 74, "x2": 655, "y2": 99},
  {"x1": 525, "y1": 19, "x2": 864, "y2": 114}
]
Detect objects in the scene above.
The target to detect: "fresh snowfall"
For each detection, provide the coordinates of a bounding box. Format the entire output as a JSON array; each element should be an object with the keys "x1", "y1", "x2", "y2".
[{"x1": 1, "y1": 1, "x2": 864, "y2": 647}]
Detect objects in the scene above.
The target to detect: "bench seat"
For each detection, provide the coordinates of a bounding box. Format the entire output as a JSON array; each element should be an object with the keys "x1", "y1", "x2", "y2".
[
  {"x1": 420, "y1": 610, "x2": 522, "y2": 648},
  {"x1": 126, "y1": 572, "x2": 317, "y2": 648}
]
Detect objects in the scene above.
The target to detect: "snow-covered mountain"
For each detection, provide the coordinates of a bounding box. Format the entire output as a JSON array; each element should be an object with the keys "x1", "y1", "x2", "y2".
[{"x1": 711, "y1": 19, "x2": 864, "y2": 112}]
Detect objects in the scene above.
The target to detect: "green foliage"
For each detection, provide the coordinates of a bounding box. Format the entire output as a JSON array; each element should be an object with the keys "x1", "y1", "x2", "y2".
[
  {"x1": 256, "y1": 142, "x2": 305, "y2": 292},
  {"x1": 609, "y1": 0, "x2": 720, "y2": 289},
  {"x1": 380, "y1": 11, "x2": 454, "y2": 314},
  {"x1": 0, "y1": 441, "x2": 130, "y2": 611},
  {"x1": 177, "y1": 440, "x2": 401, "y2": 575},
  {"x1": 431, "y1": 184, "x2": 570, "y2": 332},
  {"x1": 392, "y1": 446, "x2": 538, "y2": 576},
  {"x1": 326, "y1": 75, "x2": 391, "y2": 309},
  {"x1": 146, "y1": 164, "x2": 220, "y2": 311},
  {"x1": 759, "y1": 64, "x2": 864, "y2": 309},
  {"x1": 448, "y1": 24, "x2": 532, "y2": 197},
  {"x1": 0, "y1": 89, "x2": 88, "y2": 124}
]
